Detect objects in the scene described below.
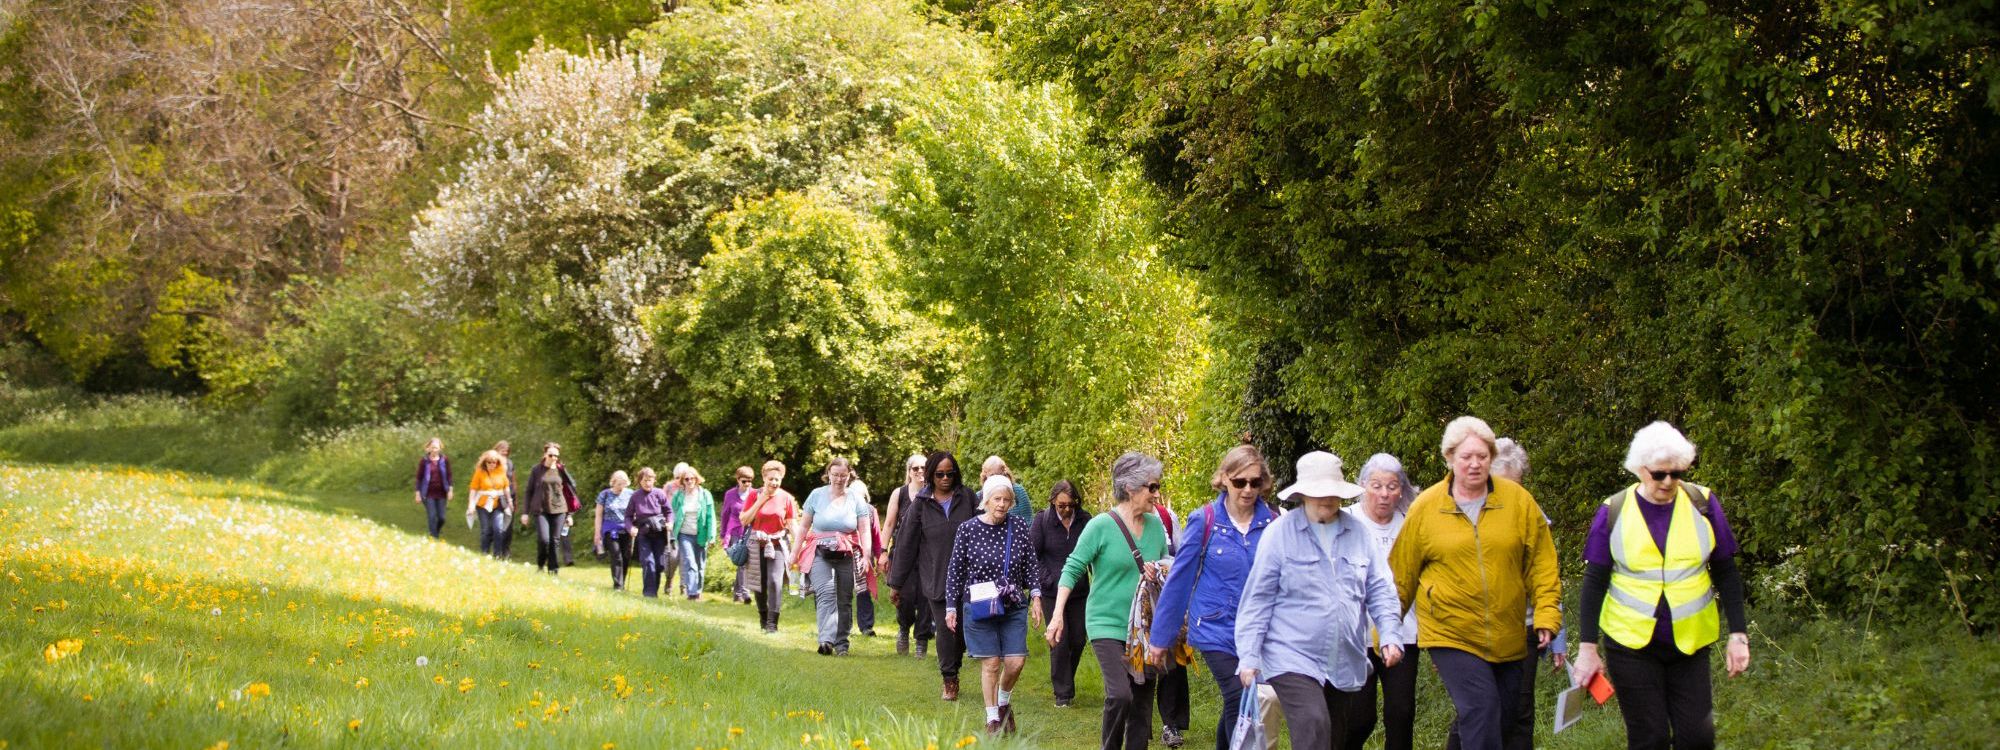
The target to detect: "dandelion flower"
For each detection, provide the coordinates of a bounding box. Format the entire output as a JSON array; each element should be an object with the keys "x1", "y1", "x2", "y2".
[
  {"x1": 354, "y1": 677, "x2": 369, "y2": 689},
  {"x1": 415, "y1": 655, "x2": 429, "y2": 667},
  {"x1": 41, "y1": 638, "x2": 83, "y2": 663},
  {"x1": 245, "y1": 683, "x2": 270, "y2": 699},
  {"x1": 347, "y1": 719, "x2": 361, "y2": 732},
  {"x1": 955, "y1": 736, "x2": 978, "y2": 748},
  {"x1": 729, "y1": 727, "x2": 744, "y2": 737},
  {"x1": 458, "y1": 677, "x2": 475, "y2": 693}
]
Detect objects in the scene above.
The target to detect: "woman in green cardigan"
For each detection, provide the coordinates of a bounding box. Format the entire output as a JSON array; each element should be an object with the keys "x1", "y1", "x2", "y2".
[
  {"x1": 669, "y1": 462, "x2": 718, "y2": 600},
  {"x1": 1045, "y1": 451, "x2": 1172, "y2": 750}
]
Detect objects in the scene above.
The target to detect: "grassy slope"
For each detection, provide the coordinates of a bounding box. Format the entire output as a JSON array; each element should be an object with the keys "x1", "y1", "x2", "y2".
[{"x1": 1, "y1": 394, "x2": 1996, "y2": 748}]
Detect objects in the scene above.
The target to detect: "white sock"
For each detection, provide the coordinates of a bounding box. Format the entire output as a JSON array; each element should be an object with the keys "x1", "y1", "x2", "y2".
[
  {"x1": 986, "y1": 706, "x2": 1001, "y2": 722},
  {"x1": 998, "y1": 689, "x2": 1012, "y2": 707}
]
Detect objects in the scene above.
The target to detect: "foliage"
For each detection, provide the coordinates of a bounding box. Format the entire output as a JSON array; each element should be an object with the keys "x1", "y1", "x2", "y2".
[
  {"x1": 249, "y1": 281, "x2": 482, "y2": 432},
  {"x1": 980, "y1": 0, "x2": 2000, "y2": 627},
  {"x1": 884, "y1": 79, "x2": 1213, "y2": 502}
]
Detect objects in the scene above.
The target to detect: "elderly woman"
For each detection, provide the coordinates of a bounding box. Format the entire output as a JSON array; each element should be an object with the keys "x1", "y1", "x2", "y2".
[
  {"x1": 1032, "y1": 479, "x2": 1092, "y2": 707},
  {"x1": 466, "y1": 449, "x2": 513, "y2": 557},
  {"x1": 1147, "y1": 444, "x2": 1278, "y2": 750},
  {"x1": 979, "y1": 455, "x2": 1035, "y2": 520},
  {"x1": 883, "y1": 453, "x2": 936, "y2": 656},
  {"x1": 524, "y1": 443, "x2": 581, "y2": 575},
  {"x1": 593, "y1": 470, "x2": 636, "y2": 590},
  {"x1": 720, "y1": 465, "x2": 754, "y2": 603},
  {"x1": 1389, "y1": 417, "x2": 1560, "y2": 750},
  {"x1": 667, "y1": 463, "x2": 718, "y2": 600},
  {"x1": 889, "y1": 451, "x2": 981, "y2": 700},
  {"x1": 945, "y1": 475, "x2": 1044, "y2": 736},
  {"x1": 413, "y1": 437, "x2": 453, "y2": 539},
  {"x1": 1347, "y1": 453, "x2": 1420, "y2": 750},
  {"x1": 1570, "y1": 422, "x2": 1749, "y2": 750},
  {"x1": 795, "y1": 457, "x2": 878, "y2": 655},
  {"x1": 627, "y1": 468, "x2": 674, "y2": 597},
  {"x1": 1045, "y1": 452, "x2": 1172, "y2": 750},
  {"x1": 740, "y1": 460, "x2": 799, "y2": 633},
  {"x1": 1239, "y1": 451, "x2": 1405, "y2": 750}
]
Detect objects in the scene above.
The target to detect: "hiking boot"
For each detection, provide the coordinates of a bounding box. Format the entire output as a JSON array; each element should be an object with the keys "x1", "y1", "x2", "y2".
[
  {"x1": 818, "y1": 642, "x2": 833, "y2": 655},
  {"x1": 1163, "y1": 725, "x2": 1184, "y2": 748},
  {"x1": 941, "y1": 677, "x2": 959, "y2": 702},
  {"x1": 985, "y1": 719, "x2": 1002, "y2": 737},
  {"x1": 914, "y1": 639, "x2": 929, "y2": 658},
  {"x1": 897, "y1": 631, "x2": 910, "y2": 656},
  {"x1": 1000, "y1": 704, "x2": 1016, "y2": 735}
]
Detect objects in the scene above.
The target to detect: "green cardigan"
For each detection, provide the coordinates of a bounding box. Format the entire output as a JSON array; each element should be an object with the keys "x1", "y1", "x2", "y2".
[
  {"x1": 1059, "y1": 509, "x2": 1170, "y2": 641},
  {"x1": 670, "y1": 487, "x2": 718, "y2": 546}
]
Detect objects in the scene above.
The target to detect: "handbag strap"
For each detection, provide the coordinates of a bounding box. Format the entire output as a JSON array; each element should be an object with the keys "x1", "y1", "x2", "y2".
[
  {"x1": 1109, "y1": 510, "x2": 1146, "y2": 574},
  {"x1": 1001, "y1": 519, "x2": 1014, "y2": 579}
]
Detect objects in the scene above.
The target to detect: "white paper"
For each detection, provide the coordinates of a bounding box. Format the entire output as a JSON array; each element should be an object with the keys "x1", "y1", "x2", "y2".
[
  {"x1": 1553, "y1": 685, "x2": 1587, "y2": 734},
  {"x1": 968, "y1": 581, "x2": 1000, "y2": 603}
]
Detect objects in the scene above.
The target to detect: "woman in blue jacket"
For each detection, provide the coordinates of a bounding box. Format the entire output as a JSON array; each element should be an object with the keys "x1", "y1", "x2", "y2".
[{"x1": 1147, "y1": 444, "x2": 1279, "y2": 750}]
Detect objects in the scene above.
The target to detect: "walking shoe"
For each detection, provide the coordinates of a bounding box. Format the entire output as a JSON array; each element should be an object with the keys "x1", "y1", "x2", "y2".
[
  {"x1": 896, "y1": 632, "x2": 910, "y2": 656},
  {"x1": 834, "y1": 645, "x2": 849, "y2": 657},
  {"x1": 1000, "y1": 704, "x2": 1017, "y2": 735},
  {"x1": 941, "y1": 677, "x2": 959, "y2": 702},
  {"x1": 687, "y1": 593, "x2": 700, "y2": 601},
  {"x1": 1162, "y1": 725, "x2": 1184, "y2": 748},
  {"x1": 1054, "y1": 698, "x2": 1072, "y2": 708},
  {"x1": 985, "y1": 719, "x2": 1002, "y2": 737},
  {"x1": 861, "y1": 629, "x2": 876, "y2": 637},
  {"x1": 818, "y1": 642, "x2": 833, "y2": 655},
  {"x1": 914, "y1": 639, "x2": 929, "y2": 658}
]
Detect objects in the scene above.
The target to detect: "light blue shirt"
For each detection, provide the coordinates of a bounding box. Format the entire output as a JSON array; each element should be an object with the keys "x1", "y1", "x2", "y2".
[
  {"x1": 1235, "y1": 507, "x2": 1402, "y2": 690},
  {"x1": 803, "y1": 485, "x2": 861, "y2": 533}
]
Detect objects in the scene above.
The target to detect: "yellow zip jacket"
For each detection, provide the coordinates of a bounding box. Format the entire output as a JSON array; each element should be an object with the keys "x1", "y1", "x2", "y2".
[{"x1": 1389, "y1": 475, "x2": 1561, "y2": 663}]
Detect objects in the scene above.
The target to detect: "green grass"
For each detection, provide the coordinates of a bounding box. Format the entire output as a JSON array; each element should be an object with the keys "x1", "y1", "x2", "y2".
[{"x1": 1, "y1": 392, "x2": 1997, "y2": 748}]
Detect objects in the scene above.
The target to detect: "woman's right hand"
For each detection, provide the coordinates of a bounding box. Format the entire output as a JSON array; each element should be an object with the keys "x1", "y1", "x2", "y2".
[
  {"x1": 1570, "y1": 643, "x2": 1604, "y2": 688},
  {"x1": 1238, "y1": 668, "x2": 1258, "y2": 688},
  {"x1": 1043, "y1": 615, "x2": 1064, "y2": 647},
  {"x1": 413, "y1": 492, "x2": 422, "y2": 505}
]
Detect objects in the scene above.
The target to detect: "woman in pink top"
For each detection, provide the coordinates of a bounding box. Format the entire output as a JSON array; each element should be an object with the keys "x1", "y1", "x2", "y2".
[{"x1": 739, "y1": 460, "x2": 799, "y2": 633}]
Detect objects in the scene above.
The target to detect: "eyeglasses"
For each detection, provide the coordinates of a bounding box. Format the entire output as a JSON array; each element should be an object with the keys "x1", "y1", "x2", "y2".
[
  {"x1": 1229, "y1": 477, "x2": 1266, "y2": 490},
  {"x1": 737, "y1": 478, "x2": 753, "y2": 485},
  {"x1": 1143, "y1": 482, "x2": 1162, "y2": 493},
  {"x1": 934, "y1": 471, "x2": 960, "y2": 480},
  {"x1": 1649, "y1": 469, "x2": 1687, "y2": 481}
]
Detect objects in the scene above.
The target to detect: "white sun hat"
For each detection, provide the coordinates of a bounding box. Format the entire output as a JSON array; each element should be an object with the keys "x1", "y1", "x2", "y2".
[{"x1": 1277, "y1": 451, "x2": 1365, "y2": 500}]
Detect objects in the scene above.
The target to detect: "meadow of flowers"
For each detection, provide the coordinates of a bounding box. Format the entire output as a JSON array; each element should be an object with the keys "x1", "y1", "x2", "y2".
[{"x1": 0, "y1": 463, "x2": 1038, "y2": 749}]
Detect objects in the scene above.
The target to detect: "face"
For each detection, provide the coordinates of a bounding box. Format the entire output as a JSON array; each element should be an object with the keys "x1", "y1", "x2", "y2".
[
  {"x1": 1299, "y1": 494, "x2": 1340, "y2": 514},
  {"x1": 543, "y1": 447, "x2": 561, "y2": 466},
  {"x1": 637, "y1": 472, "x2": 655, "y2": 490},
  {"x1": 1449, "y1": 440, "x2": 1491, "y2": 487},
  {"x1": 1052, "y1": 491, "x2": 1076, "y2": 517},
  {"x1": 763, "y1": 466, "x2": 784, "y2": 488},
  {"x1": 828, "y1": 464, "x2": 851, "y2": 488},
  {"x1": 906, "y1": 462, "x2": 926, "y2": 486},
  {"x1": 425, "y1": 439, "x2": 442, "y2": 455},
  {"x1": 1639, "y1": 463, "x2": 1689, "y2": 503},
  {"x1": 1363, "y1": 470, "x2": 1402, "y2": 517},
  {"x1": 1224, "y1": 465, "x2": 1267, "y2": 507},
  {"x1": 496, "y1": 442, "x2": 510, "y2": 457},
  {"x1": 983, "y1": 487, "x2": 1013, "y2": 517},
  {"x1": 1126, "y1": 477, "x2": 1161, "y2": 507},
  {"x1": 932, "y1": 458, "x2": 959, "y2": 493},
  {"x1": 677, "y1": 472, "x2": 697, "y2": 488},
  {"x1": 736, "y1": 473, "x2": 754, "y2": 491}
]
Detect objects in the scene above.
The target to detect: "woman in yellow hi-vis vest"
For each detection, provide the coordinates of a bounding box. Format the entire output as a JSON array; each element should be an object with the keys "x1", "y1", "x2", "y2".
[{"x1": 1570, "y1": 422, "x2": 1751, "y2": 750}]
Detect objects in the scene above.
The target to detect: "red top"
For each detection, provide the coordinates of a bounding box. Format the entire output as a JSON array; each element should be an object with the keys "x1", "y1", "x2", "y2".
[{"x1": 745, "y1": 488, "x2": 798, "y2": 535}]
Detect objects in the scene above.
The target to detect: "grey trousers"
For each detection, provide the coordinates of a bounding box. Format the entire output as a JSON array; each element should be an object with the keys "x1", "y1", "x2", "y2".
[
  {"x1": 811, "y1": 550, "x2": 856, "y2": 649},
  {"x1": 1267, "y1": 672, "x2": 1374, "y2": 750}
]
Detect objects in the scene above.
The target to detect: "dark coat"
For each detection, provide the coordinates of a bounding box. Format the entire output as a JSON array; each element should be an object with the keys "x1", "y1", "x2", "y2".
[
  {"x1": 887, "y1": 484, "x2": 978, "y2": 601},
  {"x1": 1031, "y1": 505, "x2": 1093, "y2": 596},
  {"x1": 524, "y1": 462, "x2": 579, "y2": 516}
]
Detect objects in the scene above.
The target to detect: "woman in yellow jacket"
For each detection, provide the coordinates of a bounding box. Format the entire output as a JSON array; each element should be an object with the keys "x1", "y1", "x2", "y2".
[{"x1": 1388, "y1": 416, "x2": 1560, "y2": 750}]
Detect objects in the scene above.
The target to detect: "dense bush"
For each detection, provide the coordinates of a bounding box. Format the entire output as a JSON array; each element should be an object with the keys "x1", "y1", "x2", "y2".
[{"x1": 981, "y1": 0, "x2": 2000, "y2": 627}]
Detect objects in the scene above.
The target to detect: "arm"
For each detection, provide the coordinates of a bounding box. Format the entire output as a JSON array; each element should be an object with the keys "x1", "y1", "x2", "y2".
[
  {"x1": 882, "y1": 488, "x2": 902, "y2": 549},
  {"x1": 943, "y1": 525, "x2": 973, "y2": 617},
  {"x1": 1389, "y1": 508, "x2": 1423, "y2": 609},
  {"x1": 1523, "y1": 496, "x2": 1563, "y2": 637},
  {"x1": 1148, "y1": 507, "x2": 1206, "y2": 650},
  {"x1": 1233, "y1": 532, "x2": 1284, "y2": 680},
  {"x1": 594, "y1": 502, "x2": 605, "y2": 553},
  {"x1": 1364, "y1": 533, "x2": 1405, "y2": 666},
  {"x1": 738, "y1": 490, "x2": 764, "y2": 526}
]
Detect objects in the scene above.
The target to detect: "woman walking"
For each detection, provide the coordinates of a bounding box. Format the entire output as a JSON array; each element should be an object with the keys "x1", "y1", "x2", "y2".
[
  {"x1": 884, "y1": 453, "x2": 936, "y2": 657},
  {"x1": 466, "y1": 449, "x2": 513, "y2": 557},
  {"x1": 1032, "y1": 480, "x2": 1091, "y2": 707},
  {"x1": 1569, "y1": 422, "x2": 1750, "y2": 750},
  {"x1": 413, "y1": 437, "x2": 453, "y2": 539},
  {"x1": 1149, "y1": 444, "x2": 1279, "y2": 750},
  {"x1": 740, "y1": 460, "x2": 800, "y2": 633},
  {"x1": 524, "y1": 443, "x2": 581, "y2": 575},
  {"x1": 1347, "y1": 453, "x2": 1420, "y2": 750},
  {"x1": 889, "y1": 451, "x2": 980, "y2": 700},
  {"x1": 669, "y1": 463, "x2": 718, "y2": 600},
  {"x1": 594, "y1": 471, "x2": 637, "y2": 590},
  {"x1": 945, "y1": 476, "x2": 1044, "y2": 736},
  {"x1": 628, "y1": 468, "x2": 673, "y2": 597},
  {"x1": 721, "y1": 466, "x2": 754, "y2": 603},
  {"x1": 1045, "y1": 451, "x2": 1172, "y2": 750},
  {"x1": 1388, "y1": 417, "x2": 1560, "y2": 750},
  {"x1": 796, "y1": 457, "x2": 878, "y2": 655},
  {"x1": 1238, "y1": 451, "x2": 1406, "y2": 750}
]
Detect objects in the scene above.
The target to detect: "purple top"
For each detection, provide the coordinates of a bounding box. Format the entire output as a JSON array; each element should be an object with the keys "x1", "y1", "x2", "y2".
[
  {"x1": 629, "y1": 488, "x2": 671, "y2": 526},
  {"x1": 1583, "y1": 488, "x2": 1738, "y2": 647},
  {"x1": 719, "y1": 487, "x2": 748, "y2": 544}
]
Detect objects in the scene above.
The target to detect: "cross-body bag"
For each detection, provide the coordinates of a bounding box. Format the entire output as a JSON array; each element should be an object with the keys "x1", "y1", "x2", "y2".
[{"x1": 968, "y1": 521, "x2": 1021, "y2": 621}]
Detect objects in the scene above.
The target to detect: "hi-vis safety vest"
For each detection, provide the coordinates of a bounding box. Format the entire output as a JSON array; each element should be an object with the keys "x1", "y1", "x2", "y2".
[{"x1": 1601, "y1": 483, "x2": 1720, "y2": 654}]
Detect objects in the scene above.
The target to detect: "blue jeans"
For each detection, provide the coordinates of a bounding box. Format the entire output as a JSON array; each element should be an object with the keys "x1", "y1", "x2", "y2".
[
  {"x1": 1200, "y1": 650, "x2": 1244, "y2": 750},
  {"x1": 677, "y1": 534, "x2": 704, "y2": 597},
  {"x1": 422, "y1": 496, "x2": 447, "y2": 538},
  {"x1": 477, "y1": 507, "x2": 508, "y2": 555},
  {"x1": 637, "y1": 531, "x2": 671, "y2": 597}
]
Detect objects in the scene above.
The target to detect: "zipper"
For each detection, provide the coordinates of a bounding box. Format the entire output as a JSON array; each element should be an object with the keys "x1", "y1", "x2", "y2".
[{"x1": 1469, "y1": 506, "x2": 1493, "y2": 656}]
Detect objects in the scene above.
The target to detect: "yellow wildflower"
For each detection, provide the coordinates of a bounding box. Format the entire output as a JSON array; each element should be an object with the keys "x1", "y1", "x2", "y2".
[
  {"x1": 41, "y1": 638, "x2": 83, "y2": 663},
  {"x1": 347, "y1": 719, "x2": 362, "y2": 732},
  {"x1": 458, "y1": 677, "x2": 475, "y2": 694},
  {"x1": 354, "y1": 677, "x2": 369, "y2": 689},
  {"x1": 955, "y1": 736, "x2": 978, "y2": 748},
  {"x1": 729, "y1": 727, "x2": 744, "y2": 737},
  {"x1": 244, "y1": 683, "x2": 270, "y2": 700}
]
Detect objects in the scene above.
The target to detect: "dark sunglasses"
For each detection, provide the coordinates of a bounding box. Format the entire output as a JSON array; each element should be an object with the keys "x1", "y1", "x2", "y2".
[
  {"x1": 1143, "y1": 482, "x2": 1162, "y2": 493},
  {"x1": 934, "y1": 470, "x2": 960, "y2": 480},
  {"x1": 1649, "y1": 469, "x2": 1687, "y2": 482},
  {"x1": 737, "y1": 478, "x2": 753, "y2": 484},
  {"x1": 1230, "y1": 477, "x2": 1266, "y2": 490}
]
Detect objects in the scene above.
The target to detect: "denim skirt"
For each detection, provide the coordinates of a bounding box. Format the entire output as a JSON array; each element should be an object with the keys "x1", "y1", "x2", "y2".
[{"x1": 963, "y1": 606, "x2": 1029, "y2": 658}]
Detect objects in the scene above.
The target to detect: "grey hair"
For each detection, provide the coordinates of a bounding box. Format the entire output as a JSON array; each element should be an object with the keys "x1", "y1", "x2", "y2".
[
  {"x1": 1624, "y1": 421, "x2": 1697, "y2": 477},
  {"x1": 1356, "y1": 453, "x2": 1418, "y2": 513},
  {"x1": 1109, "y1": 451, "x2": 1164, "y2": 503},
  {"x1": 1492, "y1": 438, "x2": 1530, "y2": 482}
]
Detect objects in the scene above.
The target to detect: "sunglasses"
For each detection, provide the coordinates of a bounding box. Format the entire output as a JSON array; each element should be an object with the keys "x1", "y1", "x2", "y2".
[
  {"x1": 1649, "y1": 469, "x2": 1688, "y2": 482},
  {"x1": 1143, "y1": 482, "x2": 1162, "y2": 493},
  {"x1": 934, "y1": 471, "x2": 960, "y2": 480},
  {"x1": 737, "y1": 478, "x2": 753, "y2": 484},
  {"x1": 1229, "y1": 477, "x2": 1266, "y2": 490}
]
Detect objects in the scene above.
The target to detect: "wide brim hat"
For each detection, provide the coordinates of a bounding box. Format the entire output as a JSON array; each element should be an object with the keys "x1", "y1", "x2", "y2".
[{"x1": 1277, "y1": 451, "x2": 1365, "y2": 500}]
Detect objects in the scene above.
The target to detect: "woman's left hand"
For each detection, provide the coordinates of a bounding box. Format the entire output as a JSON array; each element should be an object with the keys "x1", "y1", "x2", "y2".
[{"x1": 1725, "y1": 633, "x2": 1750, "y2": 677}]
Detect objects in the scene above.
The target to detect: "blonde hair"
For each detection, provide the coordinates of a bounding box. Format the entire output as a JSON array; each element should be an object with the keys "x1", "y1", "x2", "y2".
[
  {"x1": 609, "y1": 470, "x2": 630, "y2": 486},
  {"x1": 1210, "y1": 443, "x2": 1269, "y2": 492},
  {"x1": 478, "y1": 449, "x2": 505, "y2": 468},
  {"x1": 761, "y1": 460, "x2": 787, "y2": 477},
  {"x1": 1440, "y1": 416, "x2": 1498, "y2": 459}
]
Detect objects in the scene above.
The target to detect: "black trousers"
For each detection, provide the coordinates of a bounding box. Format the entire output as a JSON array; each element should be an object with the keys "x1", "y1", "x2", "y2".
[
  {"x1": 1042, "y1": 593, "x2": 1090, "y2": 701},
  {"x1": 1367, "y1": 645, "x2": 1421, "y2": 750},
  {"x1": 1091, "y1": 638, "x2": 1156, "y2": 750},
  {"x1": 926, "y1": 598, "x2": 966, "y2": 679},
  {"x1": 1445, "y1": 633, "x2": 1540, "y2": 750},
  {"x1": 1158, "y1": 659, "x2": 1190, "y2": 733},
  {"x1": 900, "y1": 587, "x2": 935, "y2": 642},
  {"x1": 601, "y1": 530, "x2": 633, "y2": 589},
  {"x1": 1267, "y1": 673, "x2": 1374, "y2": 750},
  {"x1": 1199, "y1": 651, "x2": 1244, "y2": 750},
  {"x1": 1431, "y1": 648, "x2": 1525, "y2": 750},
  {"x1": 1606, "y1": 641, "x2": 1715, "y2": 750},
  {"x1": 535, "y1": 512, "x2": 567, "y2": 573}
]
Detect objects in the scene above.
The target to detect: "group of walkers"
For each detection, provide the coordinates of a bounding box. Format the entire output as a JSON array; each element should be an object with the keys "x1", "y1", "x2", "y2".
[{"x1": 417, "y1": 415, "x2": 1751, "y2": 750}]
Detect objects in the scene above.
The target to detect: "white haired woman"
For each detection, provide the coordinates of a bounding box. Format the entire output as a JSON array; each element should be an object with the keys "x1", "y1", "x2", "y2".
[
  {"x1": 944, "y1": 475, "x2": 1044, "y2": 736},
  {"x1": 1348, "y1": 452, "x2": 1419, "y2": 750},
  {"x1": 1387, "y1": 417, "x2": 1560, "y2": 750},
  {"x1": 1045, "y1": 451, "x2": 1172, "y2": 750},
  {"x1": 1569, "y1": 422, "x2": 1749, "y2": 750},
  {"x1": 795, "y1": 457, "x2": 879, "y2": 655},
  {"x1": 669, "y1": 463, "x2": 718, "y2": 600},
  {"x1": 593, "y1": 470, "x2": 636, "y2": 590}
]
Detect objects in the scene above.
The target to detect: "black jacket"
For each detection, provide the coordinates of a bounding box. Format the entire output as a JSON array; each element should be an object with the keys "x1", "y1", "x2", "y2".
[
  {"x1": 887, "y1": 484, "x2": 978, "y2": 601},
  {"x1": 1030, "y1": 506, "x2": 1093, "y2": 596},
  {"x1": 524, "y1": 462, "x2": 579, "y2": 516}
]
